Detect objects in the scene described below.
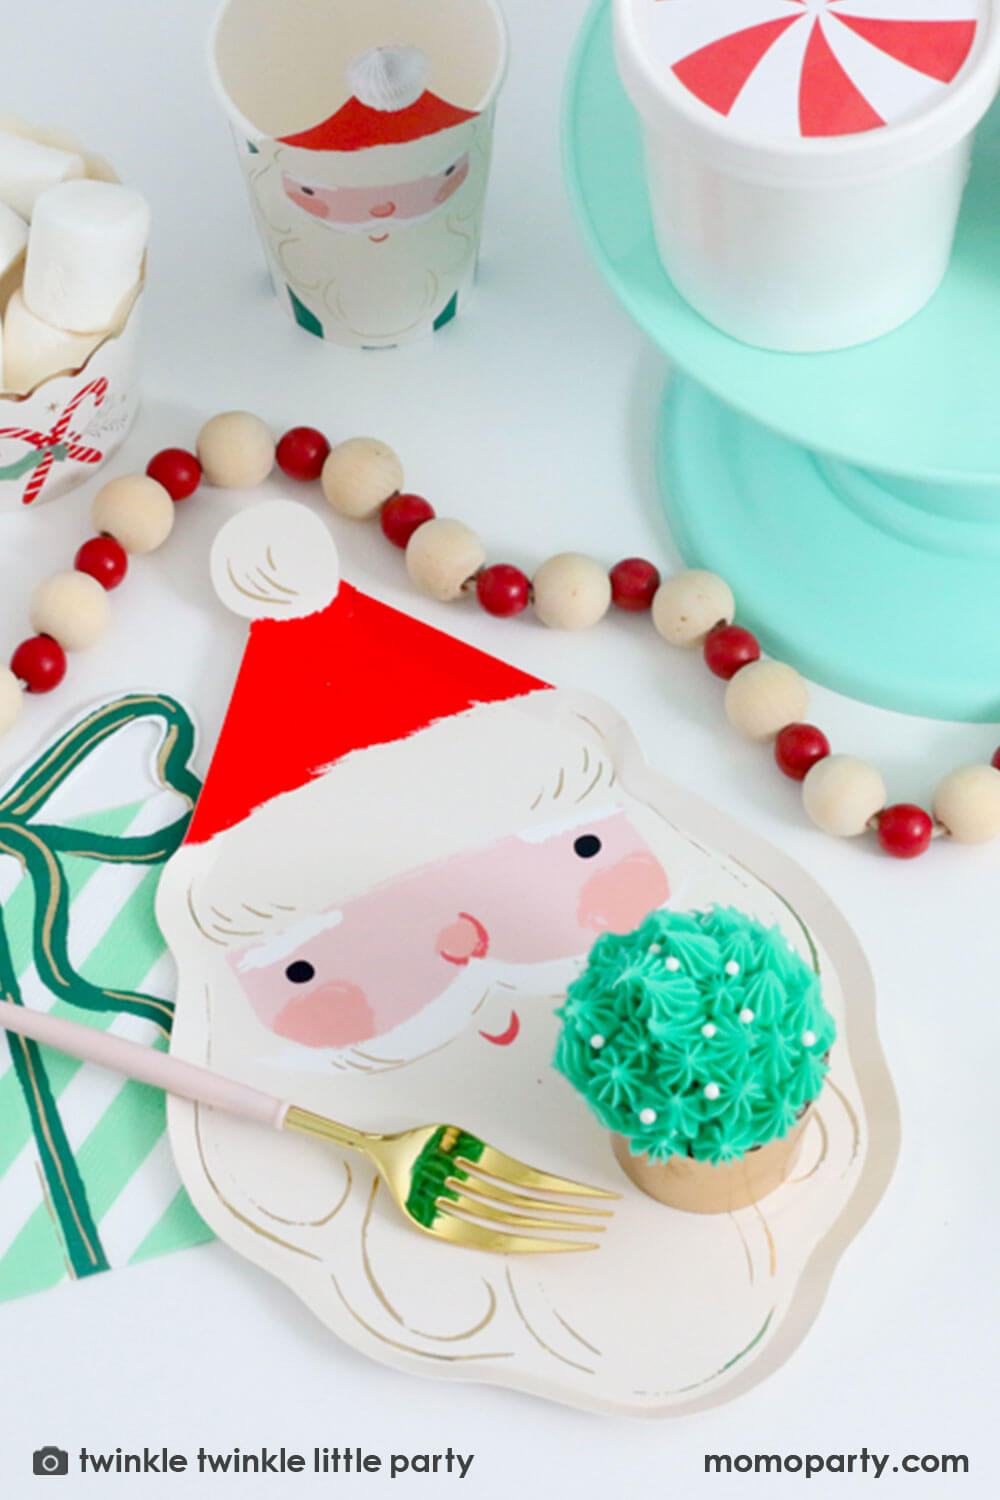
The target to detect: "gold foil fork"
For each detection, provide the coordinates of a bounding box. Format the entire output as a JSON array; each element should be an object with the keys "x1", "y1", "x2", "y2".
[{"x1": 285, "y1": 1108, "x2": 616, "y2": 1252}]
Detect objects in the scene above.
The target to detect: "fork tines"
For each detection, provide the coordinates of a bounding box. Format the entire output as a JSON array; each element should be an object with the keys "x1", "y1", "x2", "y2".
[
  {"x1": 434, "y1": 1148, "x2": 619, "y2": 1253},
  {"x1": 461, "y1": 1143, "x2": 620, "y2": 1200}
]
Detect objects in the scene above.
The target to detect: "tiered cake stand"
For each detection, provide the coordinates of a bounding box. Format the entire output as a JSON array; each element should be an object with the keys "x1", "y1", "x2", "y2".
[{"x1": 564, "y1": 1, "x2": 1000, "y2": 722}]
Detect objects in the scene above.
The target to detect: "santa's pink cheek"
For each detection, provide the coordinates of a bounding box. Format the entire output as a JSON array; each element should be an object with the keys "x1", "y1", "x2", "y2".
[
  {"x1": 289, "y1": 190, "x2": 330, "y2": 220},
  {"x1": 272, "y1": 981, "x2": 375, "y2": 1049},
  {"x1": 577, "y1": 853, "x2": 670, "y2": 935},
  {"x1": 434, "y1": 163, "x2": 469, "y2": 204}
]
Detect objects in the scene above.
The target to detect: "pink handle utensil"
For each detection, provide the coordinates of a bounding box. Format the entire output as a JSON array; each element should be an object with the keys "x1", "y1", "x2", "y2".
[{"x1": 0, "y1": 998, "x2": 288, "y2": 1129}]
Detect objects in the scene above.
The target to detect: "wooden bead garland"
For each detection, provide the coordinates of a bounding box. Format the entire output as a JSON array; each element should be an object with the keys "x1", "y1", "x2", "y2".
[
  {"x1": 92, "y1": 474, "x2": 175, "y2": 554},
  {"x1": 29, "y1": 571, "x2": 111, "y2": 652},
  {"x1": 322, "y1": 437, "x2": 404, "y2": 519},
  {"x1": 932, "y1": 765, "x2": 1000, "y2": 845},
  {"x1": 532, "y1": 553, "x2": 611, "y2": 630},
  {"x1": 652, "y1": 569, "x2": 734, "y2": 647},
  {"x1": 405, "y1": 518, "x2": 485, "y2": 602},
  {"x1": 6, "y1": 409, "x2": 1000, "y2": 862},
  {"x1": 197, "y1": 411, "x2": 275, "y2": 490},
  {"x1": 802, "y1": 756, "x2": 888, "y2": 839},
  {"x1": 724, "y1": 660, "x2": 809, "y2": 743}
]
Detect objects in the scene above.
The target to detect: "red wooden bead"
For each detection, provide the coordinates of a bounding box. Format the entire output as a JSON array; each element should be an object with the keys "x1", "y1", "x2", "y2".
[
  {"x1": 476, "y1": 564, "x2": 531, "y2": 618},
  {"x1": 775, "y1": 723, "x2": 831, "y2": 781},
  {"x1": 703, "y1": 623, "x2": 761, "y2": 680},
  {"x1": 146, "y1": 447, "x2": 202, "y2": 501},
  {"x1": 11, "y1": 635, "x2": 67, "y2": 693},
  {"x1": 276, "y1": 426, "x2": 330, "y2": 482},
  {"x1": 876, "y1": 803, "x2": 933, "y2": 859},
  {"x1": 610, "y1": 557, "x2": 660, "y2": 612},
  {"x1": 380, "y1": 493, "x2": 435, "y2": 548},
  {"x1": 75, "y1": 536, "x2": 128, "y2": 590},
  {"x1": 992, "y1": 746, "x2": 1000, "y2": 771}
]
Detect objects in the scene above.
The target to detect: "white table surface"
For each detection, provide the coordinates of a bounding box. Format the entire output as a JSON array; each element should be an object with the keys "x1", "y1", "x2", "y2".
[{"x1": 1, "y1": 2, "x2": 998, "y2": 1495}]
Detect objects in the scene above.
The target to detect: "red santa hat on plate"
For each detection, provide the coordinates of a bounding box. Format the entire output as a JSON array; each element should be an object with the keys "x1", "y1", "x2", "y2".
[
  {"x1": 278, "y1": 45, "x2": 478, "y2": 152},
  {"x1": 187, "y1": 501, "x2": 555, "y2": 848}
]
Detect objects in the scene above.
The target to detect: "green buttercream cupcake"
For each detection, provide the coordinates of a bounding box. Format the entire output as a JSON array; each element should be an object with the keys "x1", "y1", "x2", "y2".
[{"x1": 554, "y1": 907, "x2": 835, "y2": 1210}]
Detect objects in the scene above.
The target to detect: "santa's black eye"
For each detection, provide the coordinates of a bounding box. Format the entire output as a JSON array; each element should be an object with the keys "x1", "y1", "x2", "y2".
[
  {"x1": 444, "y1": 164, "x2": 457, "y2": 176},
  {"x1": 300, "y1": 186, "x2": 315, "y2": 196},
  {"x1": 574, "y1": 835, "x2": 602, "y2": 859},
  {"x1": 285, "y1": 961, "x2": 315, "y2": 984}
]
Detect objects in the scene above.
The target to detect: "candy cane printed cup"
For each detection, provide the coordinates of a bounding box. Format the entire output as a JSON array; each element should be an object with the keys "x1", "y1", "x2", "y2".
[
  {"x1": 0, "y1": 118, "x2": 143, "y2": 511},
  {"x1": 615, "y1": 0, "x2": 1000, "y2": 351},
  {"x1": 210, "y1": 0, "x2": 507, "y2": 348}
]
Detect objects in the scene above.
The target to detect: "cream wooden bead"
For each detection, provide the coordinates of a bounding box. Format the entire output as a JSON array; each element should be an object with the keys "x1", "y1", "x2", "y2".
[
  {"x1": 802, "y1": 755, "x2": 887, "y2": 838},
  {"x1": 652, "y1": 569, "x2": 734, "y2": 647},
  {"x1": 92, "y1": 474, "x2": 174, "y2": 555},
  {"x1": 405, "y1": 518, "x2": 485, "y2": 602},
  {"x1": 532, "y1": 553, "x2": 611, "y2": 630},
  {"x1": 0, "y1": 667, "x2": 23, "y2": 737},
  {"x1": 932, "y1": 764, "x2": 1000, "y2": 844},
  {"x1": 197, "y1": 411, "x2": 275, "y2": 489},
  {"x1": 724, "y1": 659, "x2": 808, "y2": 742},
  {"x1": 29, "y1": 571, "x2": 111, "y2": 652},
  {"x1": 321, "y1": 437, "x2": 403, "y2": 519}
]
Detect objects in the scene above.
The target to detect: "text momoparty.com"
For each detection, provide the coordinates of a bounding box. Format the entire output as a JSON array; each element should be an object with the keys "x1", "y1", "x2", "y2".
[
  {"x1": 77, "y1": 1447, "x2": 475, "y2": 1479},
  {"x1": 706, "y1": 1450, "x2": 969, "y2": 1480}
]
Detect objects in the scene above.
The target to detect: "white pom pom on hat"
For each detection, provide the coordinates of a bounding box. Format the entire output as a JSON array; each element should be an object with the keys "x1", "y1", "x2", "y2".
[
  {"x1": 349, "y1": 46, "x2": 430, "y2": 113},
  {"x1": 210, "y1": 500, "x2": 340, "y2": 621}
]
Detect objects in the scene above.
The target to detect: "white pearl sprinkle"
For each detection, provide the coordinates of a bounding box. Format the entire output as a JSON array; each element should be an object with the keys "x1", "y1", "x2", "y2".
[
  {"x1": 665, "y1": 956, "x2": 681, "y2": 972},
  {"x1": 724, "y1": 960, "x2": 741, "y2": 977},
  {"x1": 590, "y1": 1034, "x2": 606, "y2": 1049},
  {"x1": 639, "y1": 1107, "x2": 658, "y2": 1126},
  {"x1": 649, "y1": 943, "x2": 662, "y2": 954},
  {"x1": 802, "y1": 1030, "x2": 817, "y2": 1048},
  {"x1": 739, "y1": 1008, "x2": 755, "y2": 1025},
  {"x1": 701, "y1": 1022, "x2": 717, "y2": 1038},
  {"x1": 703, "y1": 1082, "x2": 721, "y2": 1101}
]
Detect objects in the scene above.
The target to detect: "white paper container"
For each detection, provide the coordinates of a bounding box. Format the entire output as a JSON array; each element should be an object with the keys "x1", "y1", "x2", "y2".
[
  {"x1": 614, "y1": 0, "x2": 1000, "y2": 352},
  {"x1": 0, "y1": 116, "x2": 142, "y2": 511},
  {"x1": 209, "y1": 0, "x2": 507, "y2": 349}
]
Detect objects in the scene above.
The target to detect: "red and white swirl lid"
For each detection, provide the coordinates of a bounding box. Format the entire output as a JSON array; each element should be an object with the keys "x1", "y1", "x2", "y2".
[{"x1": 642, "y1": 0, "x2": 982, "y2": 138}]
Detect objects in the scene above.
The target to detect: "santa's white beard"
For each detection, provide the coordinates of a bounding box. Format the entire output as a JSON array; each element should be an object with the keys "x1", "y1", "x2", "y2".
[{"x1": 249, "y1": 155, "x2": 482, "y2": 343}]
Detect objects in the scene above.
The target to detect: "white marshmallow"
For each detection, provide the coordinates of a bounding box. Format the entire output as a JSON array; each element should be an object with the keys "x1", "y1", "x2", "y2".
[
  {"x1": 0, "y1": 202, "x2": 27, "y2": 337},
  {"x1": 0, "y1": 130, "x2": 84, "y2": 219},
  {"x1": 24, "y1": 180, "x2": 149, "y2": 334},
  {"x1": 0, "y1": 202, "x2": 27, "y2": 274},
  {"x1": 3, "y1": 289, "x2": 101, "y2": 394}
]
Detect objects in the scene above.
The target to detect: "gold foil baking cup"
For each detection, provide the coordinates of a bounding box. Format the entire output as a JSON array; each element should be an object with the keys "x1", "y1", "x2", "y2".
[{"x1": 612, "y1": 1108, "x2": 812, "y2": 1215}]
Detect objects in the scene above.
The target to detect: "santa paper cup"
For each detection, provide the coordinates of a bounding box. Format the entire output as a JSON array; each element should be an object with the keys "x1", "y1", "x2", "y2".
[
  {"x1": 210, "y1": 0, "x2": 507, "y2": 348},
  {"x1": 615, "y1": 0, "x2": 1000, "y2": 351}
]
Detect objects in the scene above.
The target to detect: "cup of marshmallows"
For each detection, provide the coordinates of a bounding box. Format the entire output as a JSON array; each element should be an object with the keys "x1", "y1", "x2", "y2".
[{"x1": 0, "y1": 119, "x2": 149, "y2": 510}]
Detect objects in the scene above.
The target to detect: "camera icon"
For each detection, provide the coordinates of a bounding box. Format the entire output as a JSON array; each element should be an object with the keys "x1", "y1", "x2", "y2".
[{"x1": 33, "y1": 1447, "x2": 69, "y2": 1476}]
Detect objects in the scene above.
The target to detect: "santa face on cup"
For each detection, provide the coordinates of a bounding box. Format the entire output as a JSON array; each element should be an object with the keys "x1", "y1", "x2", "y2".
[
  {"x1": 240, "y1": 45, "x2": 493, "y2": 345},
  {"x1": 281, "y1": 153, "x2": 470, "y2": 239}
]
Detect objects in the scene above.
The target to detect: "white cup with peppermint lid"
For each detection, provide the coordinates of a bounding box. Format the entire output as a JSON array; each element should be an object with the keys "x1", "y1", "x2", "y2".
[{"x1": 614, "y1": 0, "x2": 1000, "y2": 351}]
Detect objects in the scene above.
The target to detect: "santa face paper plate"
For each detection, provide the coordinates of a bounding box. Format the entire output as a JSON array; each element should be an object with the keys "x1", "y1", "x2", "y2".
[{"x1": 156, "y1": 502, "x2": 899, "y2": 1416}]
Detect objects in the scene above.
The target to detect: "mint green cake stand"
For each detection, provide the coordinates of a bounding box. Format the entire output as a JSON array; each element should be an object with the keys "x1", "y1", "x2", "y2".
[{"x1": 564, "y1": 0, "x2": 1000, "y2": 722}]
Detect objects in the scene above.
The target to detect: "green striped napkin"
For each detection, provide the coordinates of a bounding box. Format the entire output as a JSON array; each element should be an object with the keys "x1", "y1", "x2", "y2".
[{"x1": 0, "y1": 696, "x2": 212, "y2": 1301}]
